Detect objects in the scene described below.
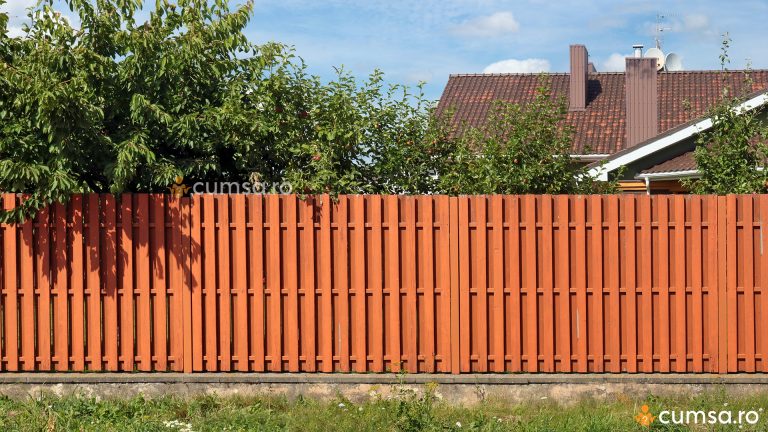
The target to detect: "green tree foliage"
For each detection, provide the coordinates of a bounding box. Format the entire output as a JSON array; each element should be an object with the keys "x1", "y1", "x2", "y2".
[
  {"x1": 685, "y1": 35, "x2": 768, "y2": 194},
  {"x1": 440, "y1": 82, "x2": 615, "y2": 194},
  {"x1": 0, "y1": 0, "x2": 611, "y2": 222}
]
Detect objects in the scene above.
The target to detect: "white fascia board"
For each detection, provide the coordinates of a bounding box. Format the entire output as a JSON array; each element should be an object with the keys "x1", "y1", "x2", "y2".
[
  {"x1": 587, "y1": 92, "x2": 768, "y2": 181},
  {"x1": 635, "y1": 170, "x2": 700, "y2": 180}
]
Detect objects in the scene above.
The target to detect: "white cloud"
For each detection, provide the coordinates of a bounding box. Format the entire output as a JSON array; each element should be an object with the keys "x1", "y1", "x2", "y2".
[
  {"x1": 452, "y1": 12, "x2": 519, "y2": 38},
  {"x1": 6, "y1": 26, "x2": 24, "y2": 38},
  {"x1": 602, "y1": 53, "x2": 628, "y2": 72},
  {"x1": 483, "y1": 58, "x2": 550, "y2": 74},
  {"x1": 682, "y1": 14, "x2": 709, "y2": 31},
  {"x1": 0, "y1": 0, "x2": 36, "y2": 17}
]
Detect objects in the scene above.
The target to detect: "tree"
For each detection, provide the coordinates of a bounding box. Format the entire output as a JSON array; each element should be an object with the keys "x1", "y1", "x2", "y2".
[
  {"x1": 684, "y1": 35, "x2": 768, "y2": 194},
  {"x1": 0, "y1": 0, "x2": 459, "y2": 221},
  {"x1": 439, "y1": 81, "x2": 615, "y2": 194}
]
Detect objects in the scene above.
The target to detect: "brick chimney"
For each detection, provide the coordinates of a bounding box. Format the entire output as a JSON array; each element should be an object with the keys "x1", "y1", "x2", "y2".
[
  {"x1": 569, "y1": 45, "x2": 588, "y2": 111},
  {"x1": 625, "y1": 56, "x2": 658, "y2": 147}
]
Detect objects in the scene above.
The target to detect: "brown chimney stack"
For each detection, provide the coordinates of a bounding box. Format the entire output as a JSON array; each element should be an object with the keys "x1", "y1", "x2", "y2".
[
  {"x1": 625, "y1": 57, "x2": 658, "y2": 147},
  {"x1": 569, "y1": 45, "x2": 588, "y2": 111}
]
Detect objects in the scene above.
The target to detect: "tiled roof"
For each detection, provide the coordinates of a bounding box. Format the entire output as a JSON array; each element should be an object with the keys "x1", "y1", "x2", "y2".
[
  {"x1": 639, "y1": 151, "x2": 697, "y2": 174},
  {"x1": 437, "y1": 70, "x2": 768, "y2": 155}
]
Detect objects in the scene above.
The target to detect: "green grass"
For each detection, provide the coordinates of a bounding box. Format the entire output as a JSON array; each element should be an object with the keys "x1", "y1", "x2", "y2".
[{"x1": 1, "y1": 386, "x2": 767, "y2": 431}]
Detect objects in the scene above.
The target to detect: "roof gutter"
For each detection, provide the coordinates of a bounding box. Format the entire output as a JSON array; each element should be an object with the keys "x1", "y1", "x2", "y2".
[{"x1": 571, "y1": 154, "x2": 609, "y2": 162}]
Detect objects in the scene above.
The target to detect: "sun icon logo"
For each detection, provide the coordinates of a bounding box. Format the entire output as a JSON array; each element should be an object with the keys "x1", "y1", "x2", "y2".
[
  {"x1": 635, "y1": 404, "x2": 656, "y2": 427},
  {"x1": 169, "y1": 176, "x2": 190, "y2": 198}
]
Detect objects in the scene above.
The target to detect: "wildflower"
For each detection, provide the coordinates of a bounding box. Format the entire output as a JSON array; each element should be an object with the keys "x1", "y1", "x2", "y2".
[{"x1": 456, "y1": 421, "x2": 462, "y2": 428}]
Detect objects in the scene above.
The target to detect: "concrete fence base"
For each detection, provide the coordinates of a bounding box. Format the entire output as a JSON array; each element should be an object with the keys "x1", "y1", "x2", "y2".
[{"x1": 3, "y1": 374, "x2": 768, "y2": 405}]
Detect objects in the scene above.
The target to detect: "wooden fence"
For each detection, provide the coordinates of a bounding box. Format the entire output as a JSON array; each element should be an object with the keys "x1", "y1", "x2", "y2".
[{"x1": 0, "y1": 193, "x2": 766, "y2": 373}]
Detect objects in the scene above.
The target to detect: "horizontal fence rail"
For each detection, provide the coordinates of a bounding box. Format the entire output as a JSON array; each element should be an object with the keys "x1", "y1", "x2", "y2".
[{"x1": 0, "y1": 193, "x2": 765, "y2": 373}]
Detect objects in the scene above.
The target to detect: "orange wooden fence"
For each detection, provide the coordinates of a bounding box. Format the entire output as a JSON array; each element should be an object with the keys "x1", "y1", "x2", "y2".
[{"x1": 0, "y1": 193, "x2": 765, "y2": 373}]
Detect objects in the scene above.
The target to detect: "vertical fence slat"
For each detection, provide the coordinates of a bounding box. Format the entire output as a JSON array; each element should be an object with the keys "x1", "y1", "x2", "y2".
[
  {"x1": 302, "y1": 197, "x2": 317, "y2": 372},
  {"x1": 743, "y1": 196, "x2": 756, "y2": 372},
  {"x1": 491, "y1": 196, "x2": 505, "y2": 372},
  {"x1": 202, "y1": 195, "x2": 218, "y2": 371},
  {"x1": 673, "y1": 196, "x2": 687, "y2": 372},
  {"x1": 86, "y1": 195, "x2": 102, "y2": 371},
  {"x1": 181, "y1": 197, "x2": 193, "y2": 373},
  {"x1": 458, "y1": 197, "x2": 470, "y2": 372},
  {"x1": 658, "y1": 196, "x2": 671, "y2": 372},
  {"x1": 760, "y1": 195, "x2": 768, "y2": 372},
  {"x1": 152, "y1": 195, "x2": 168, "y2": 371},
  {"x1": 370, "y1": 196, "x2": 383, "y2": 372},
  {"x1": 249, "y1": 195, "x2": 265, "y2": 372},
  {"x1": 53, "y1": 201, "x2": 68, "y2": 371},
  {"x1": 233, "y1": 195, "x2": 250, "y2": 372},
  {"x1": 557, "y1": 195, "x2": 571, "y2": 372},
  {"x1": 541, "y1": 196, "x2": 554, "y2": 372},
  {"x1": 761, "y1": 195, "x2": 768, "y2": 372},
  {"x1": 267, "y1": 195, "x2": 282, "y2": 372},
  {"x1": 337, "y1": 197, "x2": 351, "y2": 372},
  {"x1": 475, "y1": 196, "x2": 488, "y2": 372},
  {"x1": 168, "y1": 196, "x2": 184, "y2": 371},
  {"x1": 353, "y1": 195, "x2": 367, "y2": 372},
  {"x1": 403, "y1": 197, "x2": 418, "y2": 372},
  {"x1": 509, "y1": 196, "x2": 522, "y2": 372},
  {"x1": 726, "y1": 195, "x2": 738, "y2": 372},
  {"x1": 449, "y1": 197, "x2": 460, "y2": 374},
  {"x1": 3, "y1": 195, "x2": 19, "y2": 371},
  {"x1": 607, "y1": 195, "x2": 620, "y2": 373},
  {"x1": 624, "y1": 195, "x2": 638, "y2": 373},
  {"x1": 717, "y1": 196, "x2": 728, "y2": 373},
  {"x1": 135, "y1": 195, "x2": 151, "y2": 371},
  {"x1": 691, "y1": 197, "x2": 703, "y2": 372},
  {"x1": 320, "y1": 195, "x2": 333, "y2": 372},
  {"x1": 388, "y1": 196, "x2": 402, "y2": 372},
  {"x1": 189, "y1": 195, "x2": 203, "y2": 371},
  {"x1": 590, "y1": 196, "x2": 603, "y2": 372},
  {"x1": 422, "y1": 197, "x2": 436, "y2": 373},
  {"x1": 524, "y1": 195, "x2": 538, "y2": 372},
  {"x1": 284, "y1": 195, "x2": 299, "y2": 372},
  {"x1": 707, "y1": 196, "x2": 720, "y2": 373},
  {"x1": 103, "y1": 195, "x2": 118, "y2": 370},
  {"x1": 20, "y1": 200, "x2": 35, "y2": 371},
  {"x1": 437, "y1": 196, "x2": 451, "y2": 373},
  {"x1": 640, "y1": 195, "x2": 653, "y2": 372},
  {"x1": 120, "y1": 195, "x2": 134, "y2": 371},
  {"x1": 575, "y1": 197, "x2": 587, "y2": 372},
  {"x1": 36, "y1": 206, "x2": 52, "y2": 371},
  {"x1": 217, "y1": 196, "x2": 232, "y2": 371},
  {"x1": 71, "y1": 196, "x2": 85, "y2": 371}
]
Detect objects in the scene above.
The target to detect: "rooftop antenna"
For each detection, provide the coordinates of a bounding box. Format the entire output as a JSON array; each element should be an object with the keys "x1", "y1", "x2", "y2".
[{"x1": 654, "y1": 14, "x2": 672, "y2": 50}]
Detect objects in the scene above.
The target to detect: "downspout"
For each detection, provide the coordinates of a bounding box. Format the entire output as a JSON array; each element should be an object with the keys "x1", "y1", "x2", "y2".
[{"x1": 644, "y1": 177, "x2": 651, "y2": 195}]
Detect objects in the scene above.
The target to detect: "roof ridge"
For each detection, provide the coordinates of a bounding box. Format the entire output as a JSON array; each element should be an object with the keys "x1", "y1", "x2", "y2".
[{"x1": 449, "y1": 69, "x2": 768, "y2": 78}]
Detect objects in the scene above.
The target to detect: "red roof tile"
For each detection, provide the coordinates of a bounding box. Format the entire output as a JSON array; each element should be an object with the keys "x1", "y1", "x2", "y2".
[{"x1": 436, "y1": 70, "x2": 768, "y2": 155}]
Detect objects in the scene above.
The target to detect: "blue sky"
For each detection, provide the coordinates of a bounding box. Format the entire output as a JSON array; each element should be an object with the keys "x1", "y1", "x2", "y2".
[{"x1": 4, "y1": 0, "x2": 768, "y2": 100}]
